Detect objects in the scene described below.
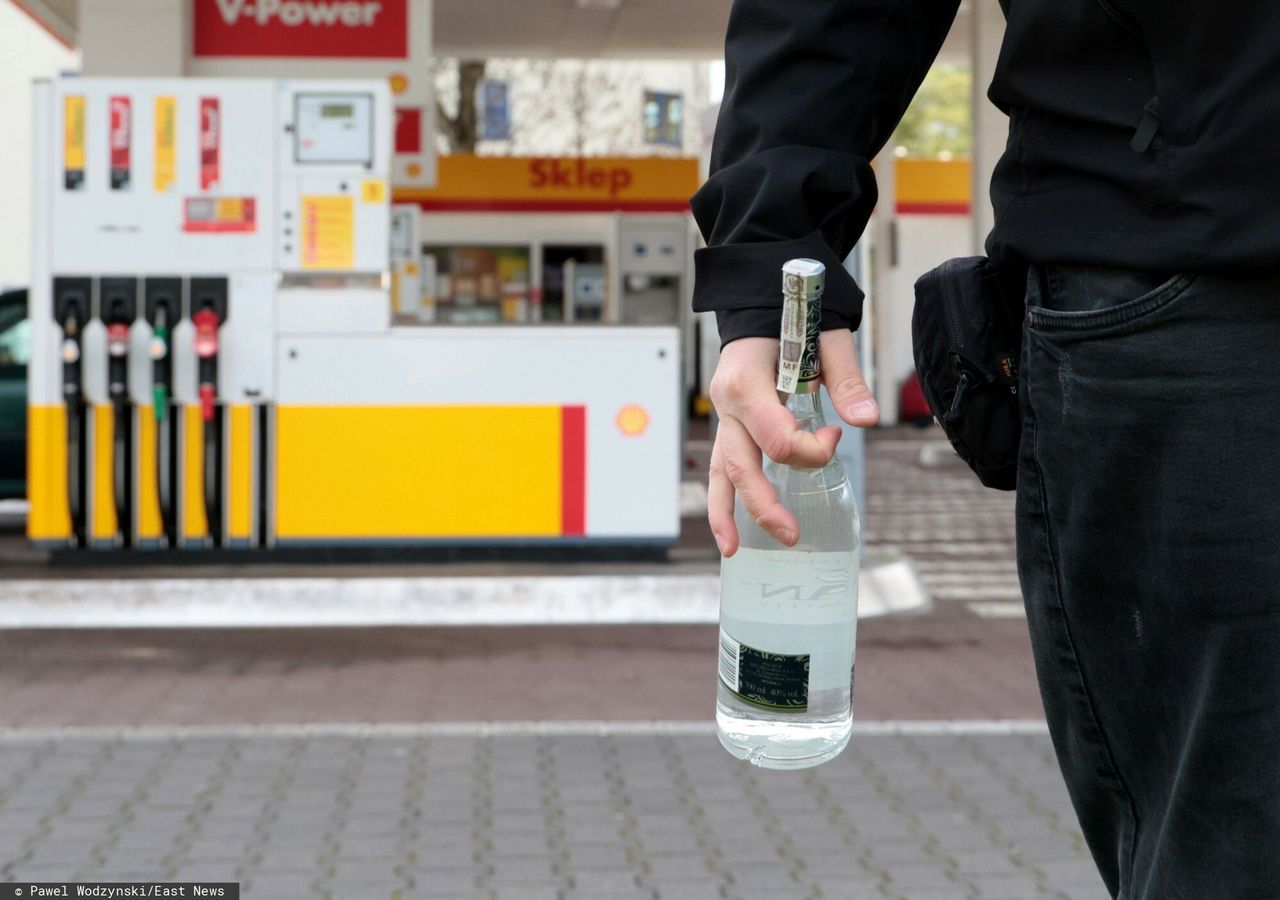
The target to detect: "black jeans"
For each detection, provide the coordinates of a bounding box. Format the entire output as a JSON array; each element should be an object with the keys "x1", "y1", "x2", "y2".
[{"x1": 1017, "y1": 264, "x2": 1280, "y2": 900}]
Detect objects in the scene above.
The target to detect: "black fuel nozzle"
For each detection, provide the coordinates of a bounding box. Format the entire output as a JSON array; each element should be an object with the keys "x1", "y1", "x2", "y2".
[
  {"x1": 53, "y1": 278, "x2": 91, "y2": 396},
  {"x1": 52, "y1": 277, "x2": 92, "y2": 543},
  {"x1": 99, "y1": 278, "x2": 138, "y2": 405}
]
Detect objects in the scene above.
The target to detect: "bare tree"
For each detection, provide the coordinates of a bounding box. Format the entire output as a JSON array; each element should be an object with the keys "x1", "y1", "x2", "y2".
[
  {"x1": 434, "y1": 59, "x2": 486, "y2": 153},
  {"x1": 433, "y1": 57, "x2": 709, "y2": 157}
]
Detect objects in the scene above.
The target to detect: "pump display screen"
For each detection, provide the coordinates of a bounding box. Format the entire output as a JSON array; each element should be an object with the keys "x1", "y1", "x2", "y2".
[{"x1": 295, "y1": 93, "x2": 374, "y2": 165}]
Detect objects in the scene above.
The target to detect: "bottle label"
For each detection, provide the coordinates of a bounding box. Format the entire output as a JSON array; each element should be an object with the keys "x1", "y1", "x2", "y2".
[
  {"x1": 777, "y1": 260, "x2": 824, "y2": 394},
  {"x1": 776, "y1": 295, "x2": 808, "y2": 394},
  {"x1": 721, "y1": 549, "x2": 857, "y2": 625},
  {"x1": 718, "y1": 548, "x2": 858, "y2": 706},
  {"x1": 719, "y1": 630, "x2": 810, "y2": 712}
]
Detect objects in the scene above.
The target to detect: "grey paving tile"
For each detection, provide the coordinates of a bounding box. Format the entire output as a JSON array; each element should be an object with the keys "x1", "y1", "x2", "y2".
[
  {"x1": 0, "y1": 732, "x2": 1101, "y2": 900},
  {"x1": 651, "y1": 877, "x2": 728, "y2": 900},
  {"x1": 884, "y1": 863, "x2": 965, "y2": 890},
  {"x1": 888, "y1": 890, "x2": 970, "y2": 900},
  {"x1": 403, "y1": 866, "x2": 484, "y2": 893},
  {"x1": 570, "y1": 868, "x2": 649, "y2": 892},
  {"x1": 808, "y1": 877, "x2": 887, "y2": 899},
  {"x1": 491, "y1": 889, "x2": 561, "y2": 900},
  {"x1": 642, "y1": 853, "x2": 716, "y2": 880}
]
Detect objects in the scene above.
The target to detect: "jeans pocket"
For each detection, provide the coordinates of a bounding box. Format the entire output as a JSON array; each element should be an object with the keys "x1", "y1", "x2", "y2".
[{"x1": 1025, "y1": 269, "x2": 1199, "y2": 336}]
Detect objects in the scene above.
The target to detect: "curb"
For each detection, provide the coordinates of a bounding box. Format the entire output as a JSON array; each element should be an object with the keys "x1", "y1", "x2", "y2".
[{"x1": 0, "y1": 560, "x2": 930, "y2": 628}]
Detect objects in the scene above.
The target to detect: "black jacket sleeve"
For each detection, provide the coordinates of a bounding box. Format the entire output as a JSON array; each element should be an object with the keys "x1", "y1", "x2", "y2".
[{"x1": 691, "y1": 0, "x2": 962, "y2": 346}]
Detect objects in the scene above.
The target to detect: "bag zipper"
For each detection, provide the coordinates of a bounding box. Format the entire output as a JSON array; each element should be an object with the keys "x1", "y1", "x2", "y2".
[
  {"x1": 931, "y1": 262, "x2": 1018, "y2": 426},
  {"x1": 940, "y1": 283, "x2": 965, "y2": 355}
]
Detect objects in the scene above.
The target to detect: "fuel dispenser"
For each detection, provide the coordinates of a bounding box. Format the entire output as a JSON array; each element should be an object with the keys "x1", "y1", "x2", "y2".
[
  {"x1": 29, "y1": 76, "x2": 392, "y2": 553},
  {"x1": 30, "y1": 79, "x2": 680, "y2": 553}
]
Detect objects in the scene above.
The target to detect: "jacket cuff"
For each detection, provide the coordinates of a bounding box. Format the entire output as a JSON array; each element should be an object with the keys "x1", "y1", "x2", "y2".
[{"x1": 692, "y1": 231, "x2": 864, "y2": 347}]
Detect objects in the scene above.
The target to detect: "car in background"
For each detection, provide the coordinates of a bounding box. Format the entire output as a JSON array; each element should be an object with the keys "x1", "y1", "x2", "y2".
[{"x1": 0, "y1": 288, "x2": 28, "y2": 498}]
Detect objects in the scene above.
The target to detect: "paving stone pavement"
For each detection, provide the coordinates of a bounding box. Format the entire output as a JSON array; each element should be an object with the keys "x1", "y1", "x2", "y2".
[{"x1": 0, "y1": 729, "x2": 1107, "y2": 900}]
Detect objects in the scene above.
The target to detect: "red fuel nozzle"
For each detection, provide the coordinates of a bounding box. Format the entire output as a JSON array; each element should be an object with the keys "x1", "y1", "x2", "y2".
[
  {"x1": 106, "y1": 322, "x2": 130, "y2": 357},
  {"x1": 193, "y1": 307, "x2": 221, "y2": 423},
  {"x1": 193, "y1": 308, "x2": 220, "y2": 359}
]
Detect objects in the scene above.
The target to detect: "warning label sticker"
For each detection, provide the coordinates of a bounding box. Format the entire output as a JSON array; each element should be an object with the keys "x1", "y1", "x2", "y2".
[
  {"x1": 300, "y1": 195, "x2": 355, "y2": 269},
  {"x1": 183, "y1": 197, "x2": 257, "y2": 233}
]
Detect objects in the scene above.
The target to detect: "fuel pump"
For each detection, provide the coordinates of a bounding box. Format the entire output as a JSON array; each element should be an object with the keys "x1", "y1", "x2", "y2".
[
  {"x1": 144, "y1": 278, "x2": 181, "y2": 543},
  {"x1": 190, "y1": 277, "x2": 227, "y2": 545},
  {"x1": 52, "y1": 277, "x2": 91, "y2": 544}
]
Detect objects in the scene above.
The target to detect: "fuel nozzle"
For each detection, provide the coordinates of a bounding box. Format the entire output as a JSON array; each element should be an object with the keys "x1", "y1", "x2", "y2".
[
  {"x1": 148, "y1": 307, "x2": 170, "y2": 421},
  {"x1": 99, "y1": 278, "x2": 138, "y2": 405},
  {"x1": 193, "y1": 305, "x2": 221, "y2": 423},
  {"x1": 53, "y1": 277, "x2": 92, "y2": 542},
  {"x1": 144, "y1": 277, "x2": 181, "y2": 425}
]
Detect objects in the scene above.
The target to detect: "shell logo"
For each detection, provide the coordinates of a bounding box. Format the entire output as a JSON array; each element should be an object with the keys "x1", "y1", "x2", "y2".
[
  {"x1": 615, "y1": 405, "x2": 650, "y2": 437},
  {"x1": 389, "y1": 73, "x2": 409, "y2": 95}
]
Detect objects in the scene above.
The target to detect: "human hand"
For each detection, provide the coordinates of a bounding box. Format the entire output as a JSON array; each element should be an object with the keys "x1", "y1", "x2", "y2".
[{"x1": 707, "y1": 330, "x2": 879, "y2": 556}]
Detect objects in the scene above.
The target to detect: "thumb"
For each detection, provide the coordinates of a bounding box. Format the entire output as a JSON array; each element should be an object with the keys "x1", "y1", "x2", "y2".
[{"x1": 819, "y1": 329, "x2": 880, "y2": 427}]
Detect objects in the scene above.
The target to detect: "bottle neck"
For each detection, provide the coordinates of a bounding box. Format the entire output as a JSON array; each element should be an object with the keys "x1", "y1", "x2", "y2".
[{"x1": 782, "y1": 384, "x2": 825, "y2": 428}]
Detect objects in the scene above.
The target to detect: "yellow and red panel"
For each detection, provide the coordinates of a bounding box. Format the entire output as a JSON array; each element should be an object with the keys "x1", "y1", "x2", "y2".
[
  {"x1": 274, "y1": 404, "x2": 587, "y2": 540},
  {"x1": 895, "y1": 157, "x2": 972, "y2": 215}
]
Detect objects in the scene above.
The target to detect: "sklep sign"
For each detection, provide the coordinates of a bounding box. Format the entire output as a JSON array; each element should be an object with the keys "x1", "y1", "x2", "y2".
[{"x1": 194, "y1": 0, "x2": 409, "y2": 58}]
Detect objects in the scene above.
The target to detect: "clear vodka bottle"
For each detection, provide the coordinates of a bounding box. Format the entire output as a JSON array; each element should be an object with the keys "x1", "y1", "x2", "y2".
[{"x1": 715, "y1": 259, "x2": 861, "y2": 770}]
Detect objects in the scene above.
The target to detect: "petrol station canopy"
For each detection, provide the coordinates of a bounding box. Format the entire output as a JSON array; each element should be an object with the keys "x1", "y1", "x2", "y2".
[{"x1": 23, "y1": 0, "x2": 972, "y2": 60}]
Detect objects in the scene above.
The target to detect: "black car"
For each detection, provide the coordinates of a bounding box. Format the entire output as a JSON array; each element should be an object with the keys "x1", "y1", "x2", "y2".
[{"x1": 0, "y1": 288, "x2": 28, "y2": 498}]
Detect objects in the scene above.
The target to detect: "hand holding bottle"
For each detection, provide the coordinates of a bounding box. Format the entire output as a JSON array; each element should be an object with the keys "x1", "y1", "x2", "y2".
[
  {"x1": 707, "y1": 330, "x2": 880, "y2": 556},
  {"x1": 714, "y1": 259, "x2": 868, "y2": 769}
]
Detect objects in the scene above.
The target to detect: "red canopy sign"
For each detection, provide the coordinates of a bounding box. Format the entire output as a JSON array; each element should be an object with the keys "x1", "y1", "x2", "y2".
[{"x1": 194, "y1": 0, "x2": 409, "y2": 59}]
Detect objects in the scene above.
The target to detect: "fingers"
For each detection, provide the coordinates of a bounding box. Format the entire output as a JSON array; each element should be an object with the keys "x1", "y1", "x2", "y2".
[
  {"x1": 820, "y1": 329, "x2": 880, "y2": 426},
  {"x1": 710, "y1": 337, "x2": 839, "y2": 469},
  {"x1": 738, "y1": 397, "x2": 840, "y2": 469},
  {"x1": 707, "y1": 438, "x2": 737, "y2": 556},
  {"x1": 716, "y1": 416, "x2": 799, "y2": 547}
]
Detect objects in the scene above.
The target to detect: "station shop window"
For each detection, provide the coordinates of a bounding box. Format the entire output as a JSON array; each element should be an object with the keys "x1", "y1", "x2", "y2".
[
  {"x1": 423, "y1": 245, "x2": 532, "y2": 324},
  {"x1": 421, "y1": 244, "x2": 608, "y2": 324},
  {"x1": 542, "y1": 244, "x2": 607, "y2": 323}
]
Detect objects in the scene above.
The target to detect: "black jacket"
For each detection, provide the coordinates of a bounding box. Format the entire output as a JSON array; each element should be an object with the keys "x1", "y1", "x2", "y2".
[{"x1": 691, "y1": 0, "x2": 1280, "y2": 344}]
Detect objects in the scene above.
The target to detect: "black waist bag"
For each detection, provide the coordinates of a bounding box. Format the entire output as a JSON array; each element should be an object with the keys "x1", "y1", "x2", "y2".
[{"x1": 911, "y1": 256, "x2": 1026, "y2": 491}]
